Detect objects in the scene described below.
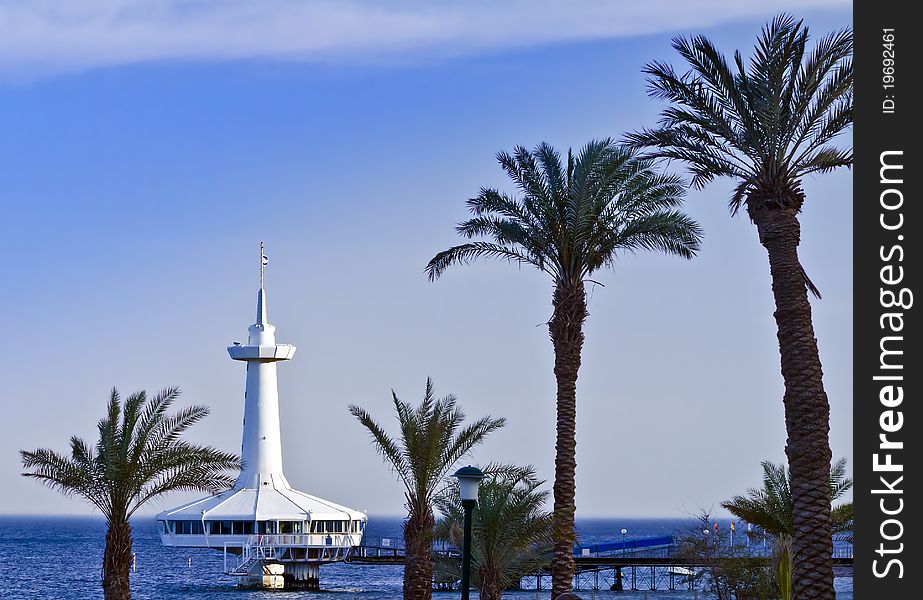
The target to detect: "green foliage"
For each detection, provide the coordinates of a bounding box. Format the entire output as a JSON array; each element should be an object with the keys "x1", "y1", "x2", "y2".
[
  {"x1": 426, "y1": 138, "x2": 702, "y2": 595},
  {"x1": 627, "y1": 13, "x2": 853, "y2": 214},
  {"x1": 20, "y1": 387, "x2": 241, "y2": 522},
  {"x1": 676, "y1": 513, "x2": 777, "y2": 600},
  {"x1": 721, "y1": 458, "x2": 852, "y2": 539},
  {"x1": 350, "y1": 379, "x2": 506, "y2": 599},
  {"x1": 721, "y1": 458, "x2": 852, "y2": 599},
  {"x1": 627, "y1": 13, "x2": 852, "y2": 300},
  {"x1": 775, "y1": 536, "x2": 793, "y2": 600},
  {"x1": 349, "y1": 378, "x2": 506, "y2": 521},
  {"x1": 434, "y1": 464, "x2": 553, "y2": 598},
  {"x1": 831, "y1": 502, "x2": 854, "y2": 544},
  {"x1": 426, "y1": 139, "x2": 703, "y2": 288}
]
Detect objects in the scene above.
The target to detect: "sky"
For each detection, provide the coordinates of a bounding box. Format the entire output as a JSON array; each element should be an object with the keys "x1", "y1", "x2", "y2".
[{"x1": 0, "y1": 0, "x2": 852, "y2": 518}]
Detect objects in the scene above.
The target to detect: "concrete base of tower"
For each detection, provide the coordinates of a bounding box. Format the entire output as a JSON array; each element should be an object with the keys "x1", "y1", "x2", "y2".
[
  {"x1": 237, "y1": 562, "x2": 320, "y2": 590},
  {"x1": 283, "y1": 574, "x2": 320, "y2": 590},
  {"x1": 237, "y1": 563, "x2": 285, "y2": 589},
  {"x1": 284, "y1": 563, "x2": 321, "y2": 590}
]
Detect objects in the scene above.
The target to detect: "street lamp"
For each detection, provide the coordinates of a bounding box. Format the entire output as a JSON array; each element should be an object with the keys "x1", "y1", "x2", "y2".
[
  {"x1": 454, "y1": 465, "x2": 484, "y2": 600},
  {"x1": 621, "y1": 528, "x2": 628, "y2": 557}
]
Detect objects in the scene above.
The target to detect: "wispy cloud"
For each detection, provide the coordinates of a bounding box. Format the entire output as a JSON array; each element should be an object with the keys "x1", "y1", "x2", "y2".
[{"x1": 1, "y1": 0, "x2": 850, "y2": 79}]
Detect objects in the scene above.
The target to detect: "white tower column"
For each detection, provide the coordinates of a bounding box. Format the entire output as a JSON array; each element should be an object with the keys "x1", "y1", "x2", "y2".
[{"x1": 228, "y1": 257, "x2": 296, "y2": 489}]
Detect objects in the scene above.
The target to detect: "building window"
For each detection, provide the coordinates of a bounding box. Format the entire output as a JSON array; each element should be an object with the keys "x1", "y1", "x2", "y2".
[
  {"x1": 257, "y1": 521, "x2": 277, "y2": 535},
  {"x1": 206, "y1": 521, "x2": 234, "y2": 535}
]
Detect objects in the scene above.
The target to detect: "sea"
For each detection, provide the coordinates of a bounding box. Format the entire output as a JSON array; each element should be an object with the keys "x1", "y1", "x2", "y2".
[{"x1": 0, "y1": 516, "x2": 853, "y2": 599}]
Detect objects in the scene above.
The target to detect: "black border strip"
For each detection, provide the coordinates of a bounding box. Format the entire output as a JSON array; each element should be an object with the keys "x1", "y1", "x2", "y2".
[{"x1": 854, "y1": 0, "x2": 918, "y2": 597}]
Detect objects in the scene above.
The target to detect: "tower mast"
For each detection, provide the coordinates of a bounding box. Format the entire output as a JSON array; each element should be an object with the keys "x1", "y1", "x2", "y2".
[{"x1": 228, "y1": 243, "x2": 295, "y2": 488}]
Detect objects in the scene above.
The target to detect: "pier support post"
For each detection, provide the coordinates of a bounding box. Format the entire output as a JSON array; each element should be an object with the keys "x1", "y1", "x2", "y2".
[
  {"x1": 284, "y1": 563, "x2": 320, "y2": 590},
  {"x1": 610, "y1": 567, "x2": 624, "y2": 591}
]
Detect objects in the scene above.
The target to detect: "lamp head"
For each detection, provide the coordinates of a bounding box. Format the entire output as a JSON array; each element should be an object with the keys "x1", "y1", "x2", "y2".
[{"x1": 453, "y1": 465, "x2": 485, "y2": 502}]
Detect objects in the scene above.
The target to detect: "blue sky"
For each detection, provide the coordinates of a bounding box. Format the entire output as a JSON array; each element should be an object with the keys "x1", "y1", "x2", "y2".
[{"x1": 1, "y1": 0, "x2": 852, "y2": 517}]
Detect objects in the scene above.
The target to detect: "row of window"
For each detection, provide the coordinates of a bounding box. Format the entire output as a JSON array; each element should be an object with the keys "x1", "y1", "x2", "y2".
[{"x1": 162, "y1": 519, "x2": 366, "y2": 535}]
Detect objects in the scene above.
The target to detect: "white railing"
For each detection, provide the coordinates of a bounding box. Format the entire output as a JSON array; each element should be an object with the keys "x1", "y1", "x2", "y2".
[
  {"x1": 224, "y1": 532, "x2": 362, "y2": 575},
  {"x1": 225, "y1": 541, "x2": 277, "y2": 575},
  {"x1": 243, "y1": 533, "x2": 360, "y2": 548}
]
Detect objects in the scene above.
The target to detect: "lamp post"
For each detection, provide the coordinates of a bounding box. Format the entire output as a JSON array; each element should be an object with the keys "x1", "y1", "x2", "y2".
[
  {"x1": 621, "y1": 528, "x2": 628, "y2": 557},
  {"x1": 453, "y1": 466, "x2": 484, "y2": 600}
]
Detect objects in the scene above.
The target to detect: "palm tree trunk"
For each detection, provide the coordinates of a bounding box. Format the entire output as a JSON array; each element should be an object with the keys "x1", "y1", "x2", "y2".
[
  {"x1": 404, "y1": 505, "x2": 435, "y2": 600},
  {"x1": 478, "y1": 565, "x2": 502, "y2": 600},
  {"x1": 102, "y1": 518, "x2": 133, "y2": 600},
  {"x1": 750, "y1": 203, "x2": 834, "y2": 600},
  {"x1": 548, "y1": 281, "x2": 587, "y2": 599}
]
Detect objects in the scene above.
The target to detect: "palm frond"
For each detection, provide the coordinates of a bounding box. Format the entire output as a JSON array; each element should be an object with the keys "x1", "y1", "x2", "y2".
[
  {"x1": 435, "y1": 463, "x2": 553, "y2": 593},
  {"x1": 425, "y1": 242, "x2": 549, "y2": 281},
  {"x1": 629, "y1": 14, "x2": 852, "y2": 214},
  {"x1": 129, "y1": 386, "x2": 180, "y2": 464},
  {"x1": 830, "y1": 502, "x2": 853, "y2": 542},
  {"x1": 349, "y1": 403, "x2": 412, "y2": 490},
  {"x1": 723, "y1": 458, "x2": 852, "y2": 540},
  {"x1": 351, "y1": 378, "x2": 504, "y2": 524},
  {"x1": 21, "y1": 387, "x2": 240, "y2": 522},
  {"x1": 428, "y1": 139, "x2": 701, "y2": 288}
]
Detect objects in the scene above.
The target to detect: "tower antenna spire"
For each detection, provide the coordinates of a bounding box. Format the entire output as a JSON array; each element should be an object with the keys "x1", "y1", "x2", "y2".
[{"x1": 260, "y1": 241, "x2": 267, "y2": 288}]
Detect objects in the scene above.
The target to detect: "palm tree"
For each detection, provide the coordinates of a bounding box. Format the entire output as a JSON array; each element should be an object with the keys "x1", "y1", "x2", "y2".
[
  {"x1": 20, "y1": 387, "x2": 241, "y2": 600},
  {"x1": 626, "y1": 15, "x2": 852, "y2": 598},
  {"x1": 721, "y1": 458, "x2": 853, "y2": 599},
  {"x1": 435, "y1": 464, "x2": 553, "y2": 600},
  {"x1": 426, "y1": 139, "x2": 702, "y2": 597},
  {"x1": 349, "y1": 378, "x2": 506, "y2": 600}
]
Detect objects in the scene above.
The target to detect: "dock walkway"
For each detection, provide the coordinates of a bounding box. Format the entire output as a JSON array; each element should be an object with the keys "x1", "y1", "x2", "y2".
[{"x1": 348, "y1": 535, "x2": 854, "y2": 591}]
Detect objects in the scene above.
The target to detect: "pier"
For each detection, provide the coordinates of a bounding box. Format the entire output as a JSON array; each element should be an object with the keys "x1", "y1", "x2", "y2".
[{"x1": 349, "y1": 535, "x2": 854, "y2": 592}]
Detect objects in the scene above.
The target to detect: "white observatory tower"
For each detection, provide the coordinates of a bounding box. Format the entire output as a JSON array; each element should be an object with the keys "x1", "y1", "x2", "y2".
[{"x1": 157, "y1": 244, "x2": 367, "y2": 590}]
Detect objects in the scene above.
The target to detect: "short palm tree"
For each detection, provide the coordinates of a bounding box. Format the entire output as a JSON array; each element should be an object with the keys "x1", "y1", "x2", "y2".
[
  {"x1": 426, "y1": 139, "x2": 702, "y2": 597},
  {"x1": 721, "y1": 458, "x2": 853, "y2": 600},
  {"x1": 349, "y1": 378, "x2": 506, "y2": 600},
  {"x1": 435, "y1": 464, "x2": 553, "y2": 600},
  {"x1": 20, "y1": 387, "x2": 241, "y2": 600},
  {"x1": 626, "y1": 15, "x2": 852, "y2": 599}
]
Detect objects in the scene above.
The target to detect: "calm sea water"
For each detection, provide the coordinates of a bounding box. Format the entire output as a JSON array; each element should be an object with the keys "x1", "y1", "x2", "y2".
[{"x1": 0, "y1": 516, "x2": 852, "y2": 599}]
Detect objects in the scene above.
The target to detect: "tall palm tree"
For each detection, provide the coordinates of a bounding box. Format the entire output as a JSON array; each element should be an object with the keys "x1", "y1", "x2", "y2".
[
  {"x1": 721, "y1": 458, "x2": 853, "y2": 600},
  {"x1": 435, "y1": 464, "x2": 553, "y2": 600},
  {"x1": 426, "y1": 139, "x2": 702, "y2": 597},
  {"x1": 20, "y1": 387, "x2": 241, "y2": 600},
  {"x1": 626, "y1": 15, "x2": 852, "y2": 599},
  {"x1": 349, "y1": 378, "x2": 506, "y2": 600}
]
